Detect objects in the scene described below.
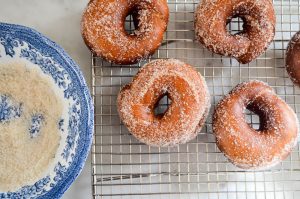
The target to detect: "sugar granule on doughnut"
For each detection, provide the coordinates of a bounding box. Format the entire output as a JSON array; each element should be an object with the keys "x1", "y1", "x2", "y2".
[
  {"x1": 213, "y1": 80, "x2": 299, "y2": 170},
  {"x1": 81, "y1": 0, "x2": 169, "y2": 65},
  {"x1": 117, "y1": 59, "x2": 211, "y2": 147},
  {"x1": 286, "y1": 31, "x2": 300, "y2": 87},
  {"x1": 194, "y1": 0, "x2": 275, "y2": 64}
]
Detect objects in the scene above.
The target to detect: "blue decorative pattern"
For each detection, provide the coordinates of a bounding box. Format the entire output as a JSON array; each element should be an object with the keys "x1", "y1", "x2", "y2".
[
  {"x1": 51, "y1": 163, "x2": 68, "y2": 186},
  {"x1": 20, "y1": 47, "x2": 68, "y2": 89},
  {"x1": 0, "y1": 35, "x2": 23, "y2": 57},
  {"x1": 62, "y1": 104, "x2": 81, "y2": 160},
  {"x1": 29, "y1": 114, "x2": 44, "y2": 138},
  {"x1": 58, "y1": 119, "x2": 64, "y2": 132},
  {"x1": 0, "y1": 23, "x2": 93, "y2": 199},
  {"x1": 0, "y1": 95, "x2": 22, "y2": 122},
  {"x1": 0, "y1": 177, "x2": 50, "y2": 199}
]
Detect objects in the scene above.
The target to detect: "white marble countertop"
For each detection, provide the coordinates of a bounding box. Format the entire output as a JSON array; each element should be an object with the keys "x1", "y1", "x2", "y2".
[{"x1": 0, "y1": 0, "x2": 92, "y2": 198}]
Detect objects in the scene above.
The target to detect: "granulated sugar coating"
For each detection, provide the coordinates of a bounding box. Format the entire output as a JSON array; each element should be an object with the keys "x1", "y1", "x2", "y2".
[
  {"x1": 213, "y1": 80, "x2": 299, "y2": 170},
  {"x1": 195, "y1": 0, "x2": 275, "y2": 64},
  {"x1": 118, "y1": 59, "x2": 210, "y2": 147},
  {"x1": 81, "y1": 0, "x2": 169, "y2": 65},
  {"x1": 0, "y1": 62, "x2": 63, "y2": 191}
]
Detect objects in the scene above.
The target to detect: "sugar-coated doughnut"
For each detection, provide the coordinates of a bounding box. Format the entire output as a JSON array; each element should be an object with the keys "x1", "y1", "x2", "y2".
[
  {"x1": 286, "y1": 31, "x2": 300, "y2": 86},
  {"x1": 81, "y1": 0, "x2": 169, "y2": 65},
  {"x1": 195, "y1": 0, "x2": 275, "y2": 64},
  {"x1": 213, "y1": 80, "x2": 299, "y2": 169},
  {"x1": 118, "y1": 59, "x2": 210, "y2": 147}
]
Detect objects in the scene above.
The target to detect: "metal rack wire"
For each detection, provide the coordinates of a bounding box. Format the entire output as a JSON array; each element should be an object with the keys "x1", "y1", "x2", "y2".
[{"x1": 91, "y1": 0, "x2": 300, "y2": 198}]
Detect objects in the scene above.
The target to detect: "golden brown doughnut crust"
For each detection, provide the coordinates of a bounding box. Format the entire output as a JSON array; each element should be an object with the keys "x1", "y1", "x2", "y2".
[
  {"x1": 81, "y1": 0, "x2": 169, "y2": 65},
  {"x1": 117, "y1": 59, "x2": 210, "y2": 147},
  {"x1": 286, "y1": 31, "x2": 300, "y2": 86},
  {"x1": 195, "y1": 0, "x2": 276, "y2": 64},
  {"x1": 213, "y1": 80, "x2": 298, "y2": 169}
]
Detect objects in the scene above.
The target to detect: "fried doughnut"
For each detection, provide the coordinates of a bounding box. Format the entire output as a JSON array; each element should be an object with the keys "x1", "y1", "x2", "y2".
[
  {"x1": 81, "y1": 0, "x2": 169, "y2": 65},
  {"x1": 286, "y1": 31, "x2": 300, "y2": 86},
  {"x1": 195, "y1": 0, "x2": 276, "y2": 64},
  {"x1": 117, "y1": 59, "x2": 210, "y2": 147},
  {"x1": 213, "y1": 80, "x2": 299, "y2": 169}
]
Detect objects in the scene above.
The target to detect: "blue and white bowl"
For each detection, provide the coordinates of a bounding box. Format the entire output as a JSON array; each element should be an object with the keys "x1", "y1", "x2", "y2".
[{"x1": 0, "y1": 22, "x2": 93, "y2": 199}]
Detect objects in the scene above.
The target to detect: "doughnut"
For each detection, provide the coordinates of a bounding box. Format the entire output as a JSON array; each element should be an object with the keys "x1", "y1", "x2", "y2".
[
  {"x1": 286, "y1": 31, "x2": 300, "y2": 86},
  {"x1": 81, "y1": 0, "x2": 169, "y2": 65},
  {"x1": 194, "y1": 0, "x2": 276, "y2": 64},
  {"x1": 117, "y1": 59, "x2": 210, "y2": 147},
  {"x1": 213, "y1": 80, "x2": 299, "y2": 169}
]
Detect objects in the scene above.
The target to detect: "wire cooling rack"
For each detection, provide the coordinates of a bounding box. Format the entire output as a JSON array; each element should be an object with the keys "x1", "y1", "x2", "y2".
[{"x1": 91, "y1": 0, "x2": 300, "y2": 198}]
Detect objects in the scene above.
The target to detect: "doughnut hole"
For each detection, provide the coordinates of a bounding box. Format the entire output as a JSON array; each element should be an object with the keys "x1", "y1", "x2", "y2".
[
  {"x1": 244, "y1": 108, "x2": 260, "y2": 130},
  {"x1": 226, "y1": 17, "x2": 245, "y2": 35},
  {"x1": 124, "y1": 14, "x2": 136, "y2": 35},
  {"x1": 124, "y1": 7, "x2": 152, "y2": 37},
  {"x1": 154, "y1": 93, "x2": 172, "y2": 118},
  {"x1": 245, "y1": 102, "x2": 271, "y2": 132},
  {"x1": 124, "y1": 7, "x2": 145, "y2": 35}
]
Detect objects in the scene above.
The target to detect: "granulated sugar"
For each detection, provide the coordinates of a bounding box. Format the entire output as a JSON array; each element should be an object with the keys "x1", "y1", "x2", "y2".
[{"x1": 0, "y1": 62, "x2": 62, "y2": 192}]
